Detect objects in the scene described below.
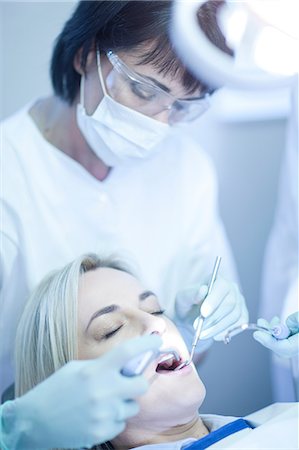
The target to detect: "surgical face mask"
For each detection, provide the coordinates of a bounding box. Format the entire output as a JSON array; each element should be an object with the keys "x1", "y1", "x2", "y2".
[{"x1": 76, "y1": 51, "x2": 171, "y2": 167}]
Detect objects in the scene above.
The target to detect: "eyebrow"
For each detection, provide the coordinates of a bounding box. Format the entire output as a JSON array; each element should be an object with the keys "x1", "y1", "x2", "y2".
[
  {"x1": 139, "y1": 290, "x2": 157, "y2": 301},
  {"x1": 85, "y1": 304, "x2": 119, "y2": 332},
  {"x1": 135, "y1": 71, "x2": 206, "y2": 100},
  {"x1": 85, "y1": 290, "x2": 157, "y2": 332},
  {"x1": 135, "y1": 72, "x2": 171, "y2": 93}
]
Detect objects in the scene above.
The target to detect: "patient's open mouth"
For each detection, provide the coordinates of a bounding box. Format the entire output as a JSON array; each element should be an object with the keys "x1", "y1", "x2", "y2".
[{"x1": 155, "y1": 353, "x2": 182, "y2": 373}]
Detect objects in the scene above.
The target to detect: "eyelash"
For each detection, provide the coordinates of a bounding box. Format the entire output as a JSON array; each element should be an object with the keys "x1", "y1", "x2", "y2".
[
  {"x1": 151, "y1": 309, "x2": 165, "y2": 316},
  {"x1": 103, "y1": 325, "x2": 123, "y2": 340},
  {"x1": 130, "y1": 81, "x2": 156, "y2": 101}
]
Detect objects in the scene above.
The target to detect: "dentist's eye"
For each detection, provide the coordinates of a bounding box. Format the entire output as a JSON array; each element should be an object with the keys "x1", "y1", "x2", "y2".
[
  {"x1": 130, "y1": 81, "x2": 156, "y2": 101},
  {"x1": 103, "y1": 325, "x2": 123, "y2": 339},
  {"x1": 151, "y1": 310, "x2": 165, "y2": 316}
]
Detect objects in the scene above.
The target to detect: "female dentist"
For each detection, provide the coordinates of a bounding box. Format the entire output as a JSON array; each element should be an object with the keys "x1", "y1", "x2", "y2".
[{"x1": 1, "y1": 1, "x2": 248, "y2": 448}]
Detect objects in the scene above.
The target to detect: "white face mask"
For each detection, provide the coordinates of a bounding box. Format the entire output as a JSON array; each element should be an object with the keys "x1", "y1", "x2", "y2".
[{"x1": 76, "y1": 52, "x2": 171, "y2": 167}]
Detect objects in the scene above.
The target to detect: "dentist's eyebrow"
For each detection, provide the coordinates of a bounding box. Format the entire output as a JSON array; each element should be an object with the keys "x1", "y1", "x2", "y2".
[
  {"x1": 135, "y1": 72, "x2": 202, "y2": 99},
  {"x1": 136, "y1": 72, "x2": 171, "y2": 93},
  {"x1": 139, "y1": 290, "x2": 157, "y2": 301},
  {"x1": 86, "y1": 304, "x2": 119, "y2": 332}
]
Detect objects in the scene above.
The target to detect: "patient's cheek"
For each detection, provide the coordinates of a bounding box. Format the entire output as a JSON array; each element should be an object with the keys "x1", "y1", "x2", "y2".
[
  {"x1": 198, "y1": 378, "x2": 206, "y2": 404},
  {"x1": 77, "y1": 336, "x2": 106, "y2": 360}
]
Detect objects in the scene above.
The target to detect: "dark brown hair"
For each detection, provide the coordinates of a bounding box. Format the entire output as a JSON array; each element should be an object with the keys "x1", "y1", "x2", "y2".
[{"x1": 51, "y1": 0, "x2": 232, "y2": 103}]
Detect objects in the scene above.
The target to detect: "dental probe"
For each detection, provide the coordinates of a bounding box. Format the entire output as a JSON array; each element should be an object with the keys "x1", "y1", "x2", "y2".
[{"x1": 175, "y1": 256, "x2": 222, "y2": 370}]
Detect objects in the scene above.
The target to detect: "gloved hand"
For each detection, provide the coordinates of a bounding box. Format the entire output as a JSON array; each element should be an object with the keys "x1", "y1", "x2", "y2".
[
  {"x1": 253, "y1": 312, "x2": 299, "y2": 358},
  {"x1": 1, "y1": 334, "x2": 161, "y2": 450},
  {"x1": 176, "y1": 276, "x2": 248, "y2": 341}
]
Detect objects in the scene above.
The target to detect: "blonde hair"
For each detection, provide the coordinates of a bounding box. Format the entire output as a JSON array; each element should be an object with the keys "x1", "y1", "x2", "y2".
[{"x1": 15, "y1": 253, "x2": 130, "y2": 398}]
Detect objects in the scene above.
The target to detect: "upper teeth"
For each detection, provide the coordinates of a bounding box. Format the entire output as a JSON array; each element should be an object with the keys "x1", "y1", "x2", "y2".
[{"x1": 158, "y1": 354, "x2": 175, "y2": 365}]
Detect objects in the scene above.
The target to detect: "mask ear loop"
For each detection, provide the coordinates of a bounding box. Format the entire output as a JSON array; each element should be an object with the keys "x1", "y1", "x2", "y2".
[
  {"x1": 96, "y1": 49, "x2": 108, "y2": 96},
  {"x1": 80, "y1": 72, "x2": 85, "y2": 107},
  {"x1": 80, "y1": 50, "x2": 107, "y2": 108}
]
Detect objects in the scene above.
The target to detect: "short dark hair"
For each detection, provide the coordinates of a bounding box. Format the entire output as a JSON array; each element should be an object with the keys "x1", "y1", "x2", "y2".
[{"x1": 51, "y1": 0, "x2": 232, "y2": 104}]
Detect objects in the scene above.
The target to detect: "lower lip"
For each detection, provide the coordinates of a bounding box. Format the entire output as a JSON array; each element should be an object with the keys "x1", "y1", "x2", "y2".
[{"x1": 156, "y1": 363, "x2": 193, "y2": 376}]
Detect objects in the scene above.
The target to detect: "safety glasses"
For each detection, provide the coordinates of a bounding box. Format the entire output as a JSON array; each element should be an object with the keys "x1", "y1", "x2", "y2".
[{"x1": 104, "y1": 50, "x2": 213, "y2": 125}]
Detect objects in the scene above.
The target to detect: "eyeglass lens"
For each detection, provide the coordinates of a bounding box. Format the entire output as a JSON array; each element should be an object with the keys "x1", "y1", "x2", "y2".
[{"x1": 105, "y1": 62, "x2": 210, "y2": 123}]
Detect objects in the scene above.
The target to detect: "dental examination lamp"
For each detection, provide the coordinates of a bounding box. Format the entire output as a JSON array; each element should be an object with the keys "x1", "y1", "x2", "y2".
[{"x1": 171, "y1": 0, "x2": 298, "y2": 91}]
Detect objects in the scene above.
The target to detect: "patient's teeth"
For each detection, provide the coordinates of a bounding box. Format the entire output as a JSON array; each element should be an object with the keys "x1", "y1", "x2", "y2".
[
  {"x1": 158, "y1": 354, "x2": 174, "y2": 364},
  {"x1": 156, "y1": 350, "x2": 181, "y2": 372}
]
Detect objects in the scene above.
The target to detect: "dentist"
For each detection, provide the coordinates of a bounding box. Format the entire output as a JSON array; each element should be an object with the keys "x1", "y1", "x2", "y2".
[{"x1": 1, "y1": 1, "x2": 247, "y2": 448}]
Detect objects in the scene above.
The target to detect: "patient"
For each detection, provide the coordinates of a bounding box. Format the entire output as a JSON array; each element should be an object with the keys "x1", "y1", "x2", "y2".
[{"x1": 14, "y1": 254, "x2": 295, "y2": 450}]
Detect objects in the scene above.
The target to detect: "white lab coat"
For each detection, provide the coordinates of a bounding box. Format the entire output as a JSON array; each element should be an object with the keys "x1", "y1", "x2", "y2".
[
  {"x1": 261, "y1": 76, "x2": 298, "y2": 401},
  {"x1": 0, "y1": 103, "x2": 237, "y2": 395}
]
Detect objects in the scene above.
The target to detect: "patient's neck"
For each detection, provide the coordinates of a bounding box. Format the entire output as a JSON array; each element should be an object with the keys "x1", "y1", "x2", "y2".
[{"x1": 113, "y1": 414, "x2": 209, "y2": 449}]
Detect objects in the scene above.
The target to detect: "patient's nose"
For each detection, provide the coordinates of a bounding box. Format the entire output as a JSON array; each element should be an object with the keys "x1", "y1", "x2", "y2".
[{"x1": 146, "y1": 314, "x2": 166, "y2": 336}]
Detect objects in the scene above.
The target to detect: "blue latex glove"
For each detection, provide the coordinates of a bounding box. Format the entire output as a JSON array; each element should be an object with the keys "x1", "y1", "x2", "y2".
[
  {"x1": 0, "y1": 334, "x2": 161, "y2": 450},
  {"x1": 176, "y1": 276, "x2": 248, "y2": 341},
  {"x1": 253, "y1": 312, "x2": 299, "y2": 358}
]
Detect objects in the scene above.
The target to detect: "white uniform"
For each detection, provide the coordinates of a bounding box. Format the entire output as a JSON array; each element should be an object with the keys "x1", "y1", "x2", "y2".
[
  {"x1": 0, "y1": 103, "x2": 237, "y2": 395},
  {"x1": 261, "y1": 86, "x2": 298, "y2": 322},
  {"x1": 261, "y1": 76, "x2": 298, "y2": 401}
]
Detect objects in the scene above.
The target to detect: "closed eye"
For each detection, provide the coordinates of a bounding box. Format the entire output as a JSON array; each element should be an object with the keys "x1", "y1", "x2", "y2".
[
  {"x1": 130, "y1": 81, "x2": 157, "y2": 101},
  {"x1": 151, "y1": 310, "x2": 165, "y2": 316},
  {"x1": 103, "y1": 325, "x2": 123, "y2": 339}
]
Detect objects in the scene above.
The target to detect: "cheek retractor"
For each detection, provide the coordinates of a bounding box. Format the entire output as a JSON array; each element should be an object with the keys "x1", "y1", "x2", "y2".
[{"x1": 175, "y1": 256, "x2": 222, "y2": 371}]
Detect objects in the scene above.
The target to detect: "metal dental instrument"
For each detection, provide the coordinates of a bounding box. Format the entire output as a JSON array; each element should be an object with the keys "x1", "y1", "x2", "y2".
[
  {"x1": 175, "y1": 256, "x2": 222, "y2": 370},
  {"x1": 121, "y1": 348, "x2": 180, "y2": 377},
  {"x1": 224, "y1": 322, "x2": 291, "y2": 344}
]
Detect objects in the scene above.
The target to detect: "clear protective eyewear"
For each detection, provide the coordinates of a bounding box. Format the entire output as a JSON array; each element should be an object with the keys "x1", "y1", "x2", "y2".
[{"x1": 105, "y1": 50, "x2": 213, "y2": 125}]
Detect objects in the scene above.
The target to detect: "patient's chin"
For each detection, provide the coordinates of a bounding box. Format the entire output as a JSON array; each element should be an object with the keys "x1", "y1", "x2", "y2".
[
  {"x1": 132, "y1": 375, "x2": 206, "y2": 430},
  {"x1": 183, "y1": 377, "x2": 206, "y2": 413}
]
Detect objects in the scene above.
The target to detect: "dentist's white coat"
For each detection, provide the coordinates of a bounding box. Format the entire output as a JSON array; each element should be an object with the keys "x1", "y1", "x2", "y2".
[{"x1": 261, "y1": 76, "x2": 298, "y2": 400}]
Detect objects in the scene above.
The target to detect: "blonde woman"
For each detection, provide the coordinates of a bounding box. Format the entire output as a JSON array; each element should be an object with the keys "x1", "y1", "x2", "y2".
[
  {"x1": 0, "y1": 257, "x2": 161, "y2": 450},
  {"x1": 5, "y1": 254, "x2": 296, "y2": 450}
]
